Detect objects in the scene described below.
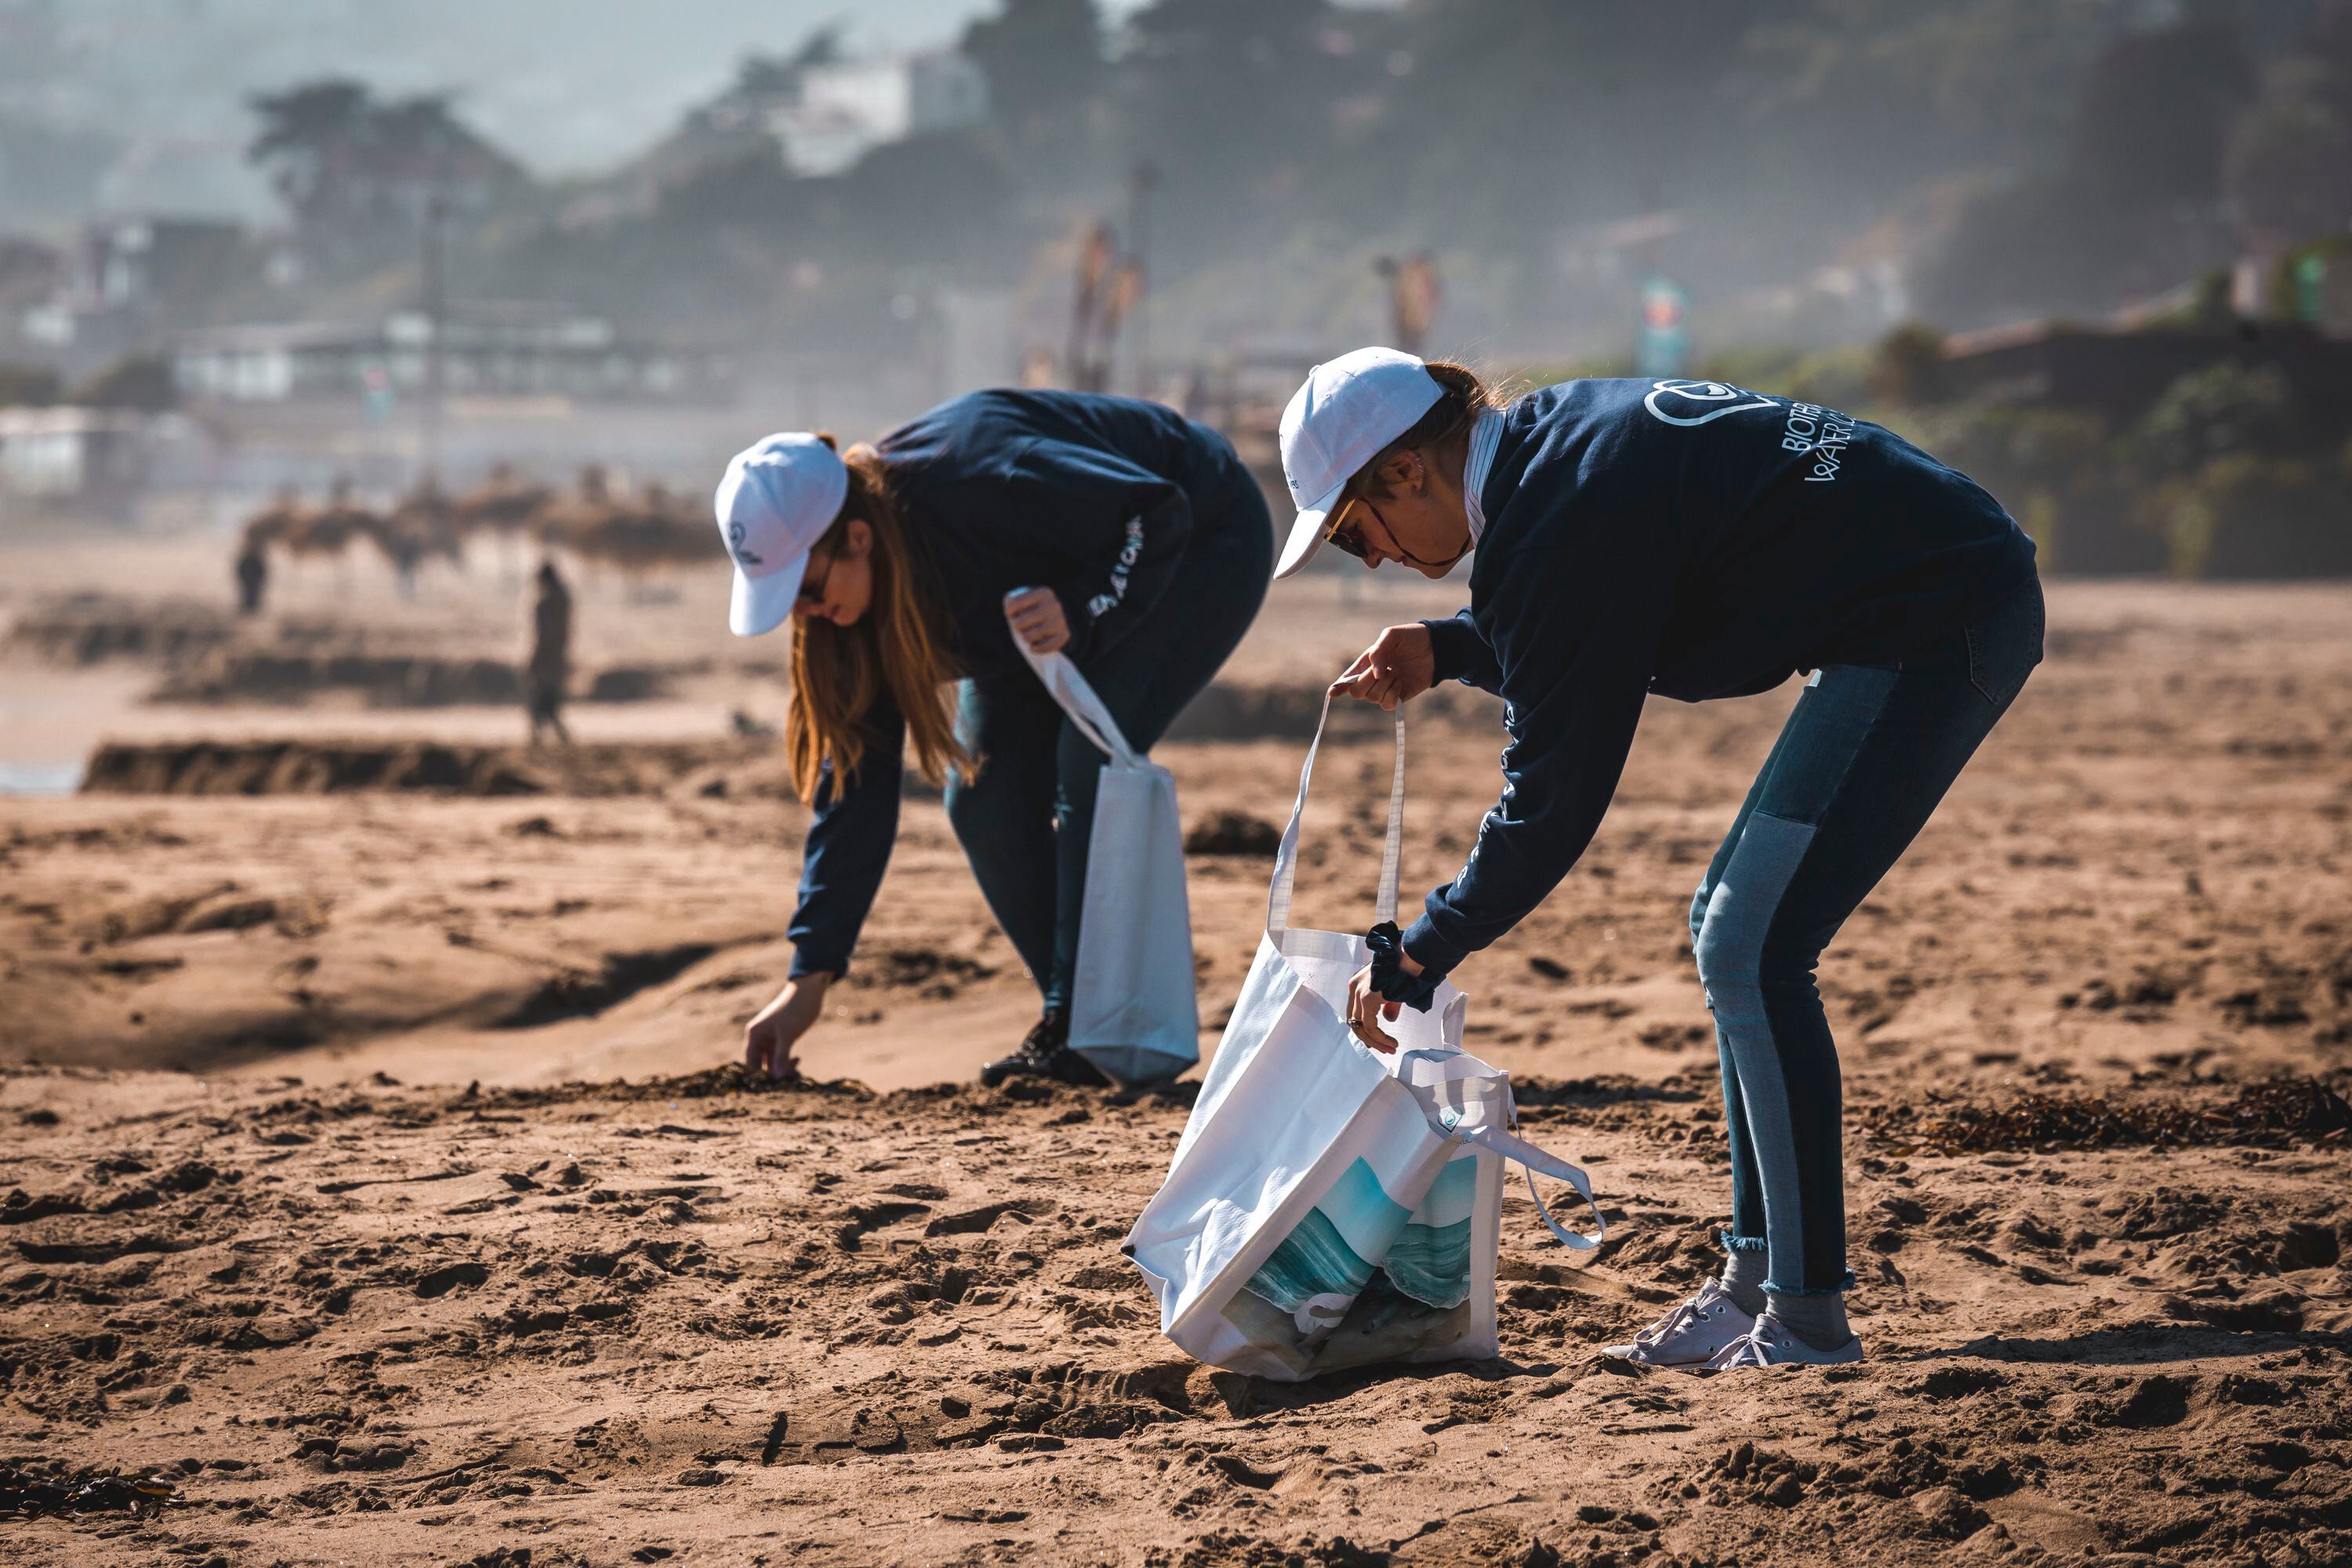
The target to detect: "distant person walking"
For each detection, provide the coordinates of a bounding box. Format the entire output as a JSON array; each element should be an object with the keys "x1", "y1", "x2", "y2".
[
  {"x1": 234, "y1": 541, "x2": 268, "y2": 616},
  {"x1": 1284, "y1": 350, "x2": 2043, "y2": 1371},
  {"x1": 526, "y1": 559, "x2": 573, "y2": 746},
  {"x1": 718, "y1": 390, "x2": 1271, "y2": 1089}
]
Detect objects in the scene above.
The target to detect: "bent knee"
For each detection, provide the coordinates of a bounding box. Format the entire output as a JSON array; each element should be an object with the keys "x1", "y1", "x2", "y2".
[
  {"x1": 1693, "y1": 929, "x2": 1754, "y2": 997},
  {"x1": 1699, "y1": 928, "x2": 1822, "y2": 998}
]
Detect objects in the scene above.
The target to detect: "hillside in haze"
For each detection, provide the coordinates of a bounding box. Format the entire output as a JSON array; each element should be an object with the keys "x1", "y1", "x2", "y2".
[{"x1": 4, "y1": 1, "x2": 2348, "y2": 364}]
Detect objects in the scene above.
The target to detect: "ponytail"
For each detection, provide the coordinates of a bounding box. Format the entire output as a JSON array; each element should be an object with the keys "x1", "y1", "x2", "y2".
[{"x1": 1353, "y1": 359, "x2": 1509, "y2": 489}]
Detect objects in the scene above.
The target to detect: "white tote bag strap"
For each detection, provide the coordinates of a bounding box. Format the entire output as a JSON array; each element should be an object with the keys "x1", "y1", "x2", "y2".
[
  {"x1": 1454, "y1": 1122, "x2": 1607, "y2": 1252},
  {"x1": 1265, "y1": 687, "x2": 1406, "y2": 938},
  {"x1": 1011, "y1": 613, "x2": 1140, "y2": 768}
]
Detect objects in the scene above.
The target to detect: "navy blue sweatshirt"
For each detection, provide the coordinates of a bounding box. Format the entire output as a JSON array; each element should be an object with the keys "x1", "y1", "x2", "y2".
[
  {"x1": 1402, "y1": 378, "x2": 2037, "y2": 976},
  {"x1": 787, "y1": 389, "x2": 1250, "y2": 979}
]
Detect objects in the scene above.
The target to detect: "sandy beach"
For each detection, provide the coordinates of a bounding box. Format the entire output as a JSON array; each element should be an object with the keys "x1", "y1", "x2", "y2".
[{"x1": 2, "y1": 546, "x2": 2349, "y2": 1565}]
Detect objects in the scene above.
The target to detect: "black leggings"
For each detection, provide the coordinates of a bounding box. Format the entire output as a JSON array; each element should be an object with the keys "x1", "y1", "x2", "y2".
[{"x1": 943, "y1": 472, "x2": 1272, "y2": 1010}]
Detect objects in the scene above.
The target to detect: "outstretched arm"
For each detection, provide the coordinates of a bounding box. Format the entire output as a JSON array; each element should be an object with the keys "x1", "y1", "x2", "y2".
[{"x1": 1400, "y1": 533, "x2": 1679, "y2": 978}]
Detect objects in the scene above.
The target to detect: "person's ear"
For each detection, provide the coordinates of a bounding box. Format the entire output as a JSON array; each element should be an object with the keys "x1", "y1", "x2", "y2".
[
  {"x1": 844, "y1": 517, "x2": 874, "y2": 557},
  {"x1": 1378, "y1": 448, "x2": 1423, "y2": 496}
]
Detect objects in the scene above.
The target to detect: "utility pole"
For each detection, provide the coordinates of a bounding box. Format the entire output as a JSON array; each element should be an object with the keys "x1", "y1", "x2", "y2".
[
  {"x1": 1128, "y1": 160, "x2": 1159, "y2": 398},
  {"x1": 420, "y1": 192, "x2": 447, "y2": 485}
]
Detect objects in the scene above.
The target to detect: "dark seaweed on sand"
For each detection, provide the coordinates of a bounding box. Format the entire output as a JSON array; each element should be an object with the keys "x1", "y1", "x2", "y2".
[
  {"x1": 0, "y1": 1463, "x2": 179, "y2": 1519},
  {"x1": 1867, "y1": 1076, "x2": 2352, "y2": 1154}
]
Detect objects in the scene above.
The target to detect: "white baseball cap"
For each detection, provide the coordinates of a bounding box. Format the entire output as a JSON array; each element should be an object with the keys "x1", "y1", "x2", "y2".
[
  {"x1": 1273, "y1": 346, "x2": 1445, "y2": 579},
  {"x1": 713, "y1": 432, "x2": 850, "y2": 637}
]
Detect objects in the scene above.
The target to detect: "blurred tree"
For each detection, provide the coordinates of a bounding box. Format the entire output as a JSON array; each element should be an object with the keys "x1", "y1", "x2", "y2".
[
  {"x1": 1370, "y1": 0, "x2": 1755, "y2": 241},
  {"x1": 837, "y1": 133, "x2": 1019, "y2": 272},
  {"x1": 962, "y1": 0, "x2": 1104, "y2": 144},
  {"x1": 1870, "y1": 321, "x2": 1951, "y2": 406},
  {"x1": 2227, "y1": 63, "x2": 2352, "y2": 237},
  {"x1": 248, "y1": 80, "x2": 532, "y2": 281},
  {"x1": 1115, "y1": 0, "x2": 1366, "y2": 270},
  {"x1": 2165, "y1": 448, "x2": 2352, "y2": 578},
  {"x1": 2128, "y1": 361, "x2": 2299, "y2": 481},
  {"x1": 1907, "y1": 401, "x2": 2162, "y2": 575},
  {"x1": 1748, "y1": 0, "x2": 2110, "y2": 181},
  {"x1": 2070, "y1": 21, "x2": 2259, "y2": 205},
  {"x1": 1915, "y1": 19, "x2": 2261, "y2": 327},
  {"x1": 655, "y1": 147, "x2": 798, "y2": 233}
]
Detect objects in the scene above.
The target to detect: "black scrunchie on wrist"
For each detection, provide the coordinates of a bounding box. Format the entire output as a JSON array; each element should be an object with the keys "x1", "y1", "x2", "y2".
[{"x1": 1366, "y1": 920, "x2": 1446, "y2": 1013}]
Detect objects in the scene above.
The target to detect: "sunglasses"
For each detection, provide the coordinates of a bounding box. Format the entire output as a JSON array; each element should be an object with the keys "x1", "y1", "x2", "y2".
[
  {"x1": 1321, "y1": 494, "x2": 1378, "y2": 561},
  {"x1": 796, "y1": 549, "x2": 834, "y2": 606}
]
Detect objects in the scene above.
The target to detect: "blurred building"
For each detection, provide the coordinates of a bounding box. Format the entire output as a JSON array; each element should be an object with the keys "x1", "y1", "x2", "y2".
[
  {"x1": 1943, "y1": 320, "x2": 2352, "y2": 436},
  {"x1": 0, "y1": 236, "x2": 64, "y2": 360},
  {"x1": 16, "y1": 214, "x2": 256, "y2": 378},
  {"x1": 71, "y1": 216, "x2": 245, "y2": 314},
  {"x1": 172, "y1": 302, "x2": 736, "y2": 408},
  {"x1": 772, "y1": 52, "x2": 987, "y2": 176},
  {"x1": 564, "y1": 46, "x2": 989, "y2": 223},
  {"x1": 0, "y1": 405, "x2": 204, "y2": 519}
]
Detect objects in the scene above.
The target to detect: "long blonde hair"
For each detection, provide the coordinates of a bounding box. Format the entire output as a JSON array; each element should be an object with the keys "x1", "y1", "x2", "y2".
[{"x1": 785, "y1": 441, "x2": 973, "y2": 802}]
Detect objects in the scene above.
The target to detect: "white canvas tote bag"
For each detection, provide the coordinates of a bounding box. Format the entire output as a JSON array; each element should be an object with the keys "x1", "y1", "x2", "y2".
[
  {"x1": 1124, "y1": 691, "x2": 1603, "y2": 1380},
  {"x1": 1014, "y1": 636, "x2": 1200, "y2": 1086}
]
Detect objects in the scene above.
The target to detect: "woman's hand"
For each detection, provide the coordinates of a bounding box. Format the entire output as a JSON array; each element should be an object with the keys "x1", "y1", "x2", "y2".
[
  {"x1": 1006, "y1": 587, "x2": 1072, "y2": 655},
  {"x1": 1333, "y1": 624, "x2": 1435, "y2": 710},
  {"x1": 1344, "y1": 944, "x2": 1424, "y2": 1054},
  {"x1": 743, "y1": 973, "x2": 829, "y2": 1080}
]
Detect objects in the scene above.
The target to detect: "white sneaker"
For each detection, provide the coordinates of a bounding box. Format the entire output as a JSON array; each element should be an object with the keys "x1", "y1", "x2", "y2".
[
  {"x1": 1601, "y1": 1279, "x2": 1757, "y2": 1369},
  {"x1": 1702, "y1": 1311, "x2": 1864, "y2": 1370}
]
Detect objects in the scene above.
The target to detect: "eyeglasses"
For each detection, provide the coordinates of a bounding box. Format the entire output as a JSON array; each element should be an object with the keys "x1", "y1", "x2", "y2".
[
  {"x1": 1321, "y1": 495, "x2": 1377, "y2": 561},
  {"x1": 796, "y1": 550, "x2": 834, "y2": 606}
]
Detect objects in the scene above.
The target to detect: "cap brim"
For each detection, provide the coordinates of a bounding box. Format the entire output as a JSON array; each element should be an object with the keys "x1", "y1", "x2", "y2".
[
  {"x1": 1273, "y1": 478, "x2": 1346, "y2": 580},
  {"x1": 729, "y1": 553, "x2": 808, "y2": 637}
]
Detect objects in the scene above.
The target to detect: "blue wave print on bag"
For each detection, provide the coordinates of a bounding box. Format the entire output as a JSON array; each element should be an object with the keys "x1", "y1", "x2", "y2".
[
  {"x1": 1381, "y1": 1218, "x2": 1473, "y2": 1308},
  {"x1": 1238, "y1": 1157, "x2": 1412, "y2": 1335},
  {"x1": 1383, "y1": 1156, "x2": 1476, "y2": 1308}
]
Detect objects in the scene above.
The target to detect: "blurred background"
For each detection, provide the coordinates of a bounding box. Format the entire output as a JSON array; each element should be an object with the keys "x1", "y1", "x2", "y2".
[
  {"x1": 4, "y1": 0, "x2": 2352, "y2": 805},
  {"x1": 1, "y1": 0, "x2": 2349, "y2": 580},
  {"x1": 13, "y1": 16, "x2": 2352, "y2": 1555}
]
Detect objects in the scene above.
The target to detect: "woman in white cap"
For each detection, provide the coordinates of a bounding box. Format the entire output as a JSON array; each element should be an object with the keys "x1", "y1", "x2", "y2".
[
  {"x1": 720, "y1": 391, "x2": 1271, "y2": 1088},
  {"x1": 1279, "y1": 348, "x2": 2043, "y2": 1370}
]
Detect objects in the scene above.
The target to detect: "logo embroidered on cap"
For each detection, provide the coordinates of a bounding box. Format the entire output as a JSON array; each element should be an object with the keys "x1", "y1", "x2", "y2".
[{"x1": 727, "y1": 519, "x2": 763, "y2": 569}]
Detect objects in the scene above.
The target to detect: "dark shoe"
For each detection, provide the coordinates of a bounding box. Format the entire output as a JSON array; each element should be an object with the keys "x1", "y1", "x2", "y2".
[{"x1": 979, "y1": 1009, "x2": 1109, "y2": 1088}]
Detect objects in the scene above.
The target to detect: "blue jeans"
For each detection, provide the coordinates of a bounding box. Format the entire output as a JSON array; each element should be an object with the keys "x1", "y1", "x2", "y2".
[
  {"x1": 943, "y1": 471, "x2": 1272, "y2": 1012},
  {"x1": 1690, "y1": 575, "x2": 2044, "y2": 1295}
]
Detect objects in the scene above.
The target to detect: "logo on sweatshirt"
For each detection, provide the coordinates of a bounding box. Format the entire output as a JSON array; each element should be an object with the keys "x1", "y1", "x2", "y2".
[{"x1": 1642, "y1": 379, "x2": 1779, "y2": 427}]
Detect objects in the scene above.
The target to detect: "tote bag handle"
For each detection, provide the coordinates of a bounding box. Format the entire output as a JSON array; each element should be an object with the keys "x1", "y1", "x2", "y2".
[
  {"x1": 1009, "y1": 600, "x2": 1141, "y2": 768},
  {"x1": 1450, "y1": 1119, "x2": 1609, "y2": 1252},
  {"x1": 1265, "y1": 685, "x2": 1405, "y2": 939}
]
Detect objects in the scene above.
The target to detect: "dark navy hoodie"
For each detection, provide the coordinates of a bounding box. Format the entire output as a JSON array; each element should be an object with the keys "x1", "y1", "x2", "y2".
[
  {"x1": 1401, "y1": 377, "x2": 2038, "y2": 976},
  {"x1": 786, "y1": 388, "x2": 1252, "y2": 979}
]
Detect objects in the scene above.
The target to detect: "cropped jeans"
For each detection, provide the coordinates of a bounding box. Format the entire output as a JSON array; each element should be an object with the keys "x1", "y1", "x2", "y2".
[
  {"x1": 1690, "y1": 574, "x2": 2045, "y2": 1296},
  {"x1": 943, "y1": 466, "x2": 1272, "y2": 1013}
]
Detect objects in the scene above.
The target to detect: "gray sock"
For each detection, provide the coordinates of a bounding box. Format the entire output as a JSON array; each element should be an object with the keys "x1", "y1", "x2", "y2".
[
  {"x1": 1717, "y1": 1247, "x2": 1768, "y2": 1317},
  {"x1": 1764, "y1": 1288, "x2": 1851, "y2": 1351}
]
